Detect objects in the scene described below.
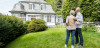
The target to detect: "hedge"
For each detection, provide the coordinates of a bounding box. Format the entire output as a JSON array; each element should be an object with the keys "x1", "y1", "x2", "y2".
[{"x1": 0, "y1": 15, "x2": 25, "y2": 48}]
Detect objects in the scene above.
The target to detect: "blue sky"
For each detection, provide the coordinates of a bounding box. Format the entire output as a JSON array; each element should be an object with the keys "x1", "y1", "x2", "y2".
[{"x1": 0, "y1": 0, "x2": 24, "y2": 15}]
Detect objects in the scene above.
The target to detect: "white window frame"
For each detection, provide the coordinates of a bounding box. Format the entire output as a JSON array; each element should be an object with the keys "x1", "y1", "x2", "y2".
[{"x1": 29, "y1": 3, "x2": 33, "y2": 10}]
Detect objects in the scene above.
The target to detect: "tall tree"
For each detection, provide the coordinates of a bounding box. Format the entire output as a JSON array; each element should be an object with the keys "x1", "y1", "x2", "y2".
[
  {"x1": 45, "y1": 0, "x2": 63, "y2": 15},
  {"x1": 61, "y1": 0, "x2": 82, "y2": 22},
  {"x1": 80, "y1": 0, "x2": 100, "y2": 21}
]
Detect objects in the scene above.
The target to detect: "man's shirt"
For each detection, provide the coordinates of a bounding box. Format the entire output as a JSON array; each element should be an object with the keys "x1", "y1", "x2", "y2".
[{"x1": 75, "y1": 12, "x2": 83, "y2": 28}]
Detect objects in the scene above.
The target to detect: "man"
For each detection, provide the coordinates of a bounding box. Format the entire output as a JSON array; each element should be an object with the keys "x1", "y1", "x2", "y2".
[{"x1": 75, "y1": 7, "x2": 83, "y2": 47}]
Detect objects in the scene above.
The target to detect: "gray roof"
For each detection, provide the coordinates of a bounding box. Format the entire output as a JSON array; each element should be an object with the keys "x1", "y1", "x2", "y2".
[
  {"x1": 25, "y1": 0, "x2": 47, "y2": 3},
  {"x1": 9, "y1": 0, "x2": 56, "y2": 14},
  {"x1": 11, "y1": 3, "x2": 24, "y2": 11}
]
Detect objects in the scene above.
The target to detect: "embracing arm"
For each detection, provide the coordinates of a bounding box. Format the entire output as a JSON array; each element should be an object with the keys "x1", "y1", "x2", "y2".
[{"x1": 73, "y1": 17, "x2": 77, "y2": 21}]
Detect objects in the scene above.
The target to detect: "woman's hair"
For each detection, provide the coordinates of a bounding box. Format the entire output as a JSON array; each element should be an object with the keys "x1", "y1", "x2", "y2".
[{"x1": 70, "y1": 10, "x2": 75, "y2": 15}]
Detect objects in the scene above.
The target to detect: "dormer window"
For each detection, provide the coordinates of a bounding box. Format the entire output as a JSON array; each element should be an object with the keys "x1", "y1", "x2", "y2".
[
  {"x1": 41, "y1": 4, "x2": 43, "y2": 10},
  {"x1": 33, "y1": 4, "x2": 35, "y2": 9},
  {"x1": 29, "y1": 3, "x2": 33, "y2": 10}
]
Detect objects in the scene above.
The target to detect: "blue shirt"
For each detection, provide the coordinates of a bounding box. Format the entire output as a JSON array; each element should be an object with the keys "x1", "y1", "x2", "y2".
[{"x1": 75, "y1": 12, "x2": 83, "y2": 28}]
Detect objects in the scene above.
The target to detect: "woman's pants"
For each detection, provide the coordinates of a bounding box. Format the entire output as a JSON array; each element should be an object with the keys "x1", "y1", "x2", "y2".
[{"x1": 65, "y1": 29, "x2": 76, "y2": 45}]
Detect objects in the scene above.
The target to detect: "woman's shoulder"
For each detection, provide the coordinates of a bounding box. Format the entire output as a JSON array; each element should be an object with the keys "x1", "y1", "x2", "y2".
[
  {"x1": 66, "y1": 16, "x2": 70, "y2": 18},
  {"x1": 67, "y1": 16, "x2": 70, "y2": 17}
]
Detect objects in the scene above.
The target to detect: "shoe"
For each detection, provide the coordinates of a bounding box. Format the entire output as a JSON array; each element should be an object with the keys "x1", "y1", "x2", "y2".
[
  {"x1": 77, "y1": 45, "x2": 83, "y2": 47},
  {"x1": 75, "y1": 42, "x2": 79, "y2": 44},
  {"x1": 71, "y1": 45, "x2": 74, "y2": 48},
  {"x1": 65, "y1": 44, "x2": 67, "y2": 48}
]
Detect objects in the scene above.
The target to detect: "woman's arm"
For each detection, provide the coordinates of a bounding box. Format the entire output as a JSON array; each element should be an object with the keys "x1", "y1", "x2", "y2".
[{"x1": 66, "y1": 16, "x2": 69, "y2": 26}]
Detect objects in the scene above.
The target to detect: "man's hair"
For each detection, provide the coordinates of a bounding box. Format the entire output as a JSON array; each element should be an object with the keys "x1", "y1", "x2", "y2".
[
  {"x1": 76, "y1": 7, "x2": 80, "y2": 11},
  {"x1": 70, "y1": 10, "x2": 75, "y2": 15}
]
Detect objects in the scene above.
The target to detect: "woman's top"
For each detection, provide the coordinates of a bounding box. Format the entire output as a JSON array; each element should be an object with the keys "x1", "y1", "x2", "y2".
[{"x1": 66, "y1": 15, "x2": 76, "y2": 30}]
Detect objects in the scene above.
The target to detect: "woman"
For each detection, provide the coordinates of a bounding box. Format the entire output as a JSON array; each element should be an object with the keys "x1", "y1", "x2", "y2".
[{"x1": 65, "y1": 10, "x2": 77, "y2": 48}]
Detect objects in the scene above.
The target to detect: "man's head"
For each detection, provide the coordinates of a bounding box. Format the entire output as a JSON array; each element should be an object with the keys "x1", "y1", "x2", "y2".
[{"x1": 75, "y1": 7, "x2": 80, "y2": 13}]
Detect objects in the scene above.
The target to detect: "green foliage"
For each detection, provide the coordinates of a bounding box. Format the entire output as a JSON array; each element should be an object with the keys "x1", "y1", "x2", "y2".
[
  {"x1": 62, "y1": 0, "x2": 83, "y2": 22},
  {"x1": 27, "y1": 19, "x2": 47, "y2": 33},
  {"x1": 45, "y1": 0, "x2": 63, "y2": 15},
  {"x1": 87, "y1": 26, "x2": 97, "y2": 32},
  {"x1": 80, "y1": 0, "x2": 100, "y2": 21},
  {"x1": 82, "y1": 25, "x2": 97, "y2": 32},
  {"x1": 0, "y1": 15, "x2": 25, "y2": 47},
  {"x1": 24, "y1": 21, "x2": 30, "y2": 32},
  {"x1": 62, "y1": 0, "x2": 100, "y2": 22}
]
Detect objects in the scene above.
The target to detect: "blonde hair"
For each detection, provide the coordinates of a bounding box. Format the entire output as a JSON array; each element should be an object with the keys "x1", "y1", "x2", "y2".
[{"x1": 76, "y1": 7, "x2": 80, "y2": 11}]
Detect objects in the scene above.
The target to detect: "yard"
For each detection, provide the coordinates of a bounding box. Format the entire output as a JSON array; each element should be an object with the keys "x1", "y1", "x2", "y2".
[{"x1": 5, "y1": 28, "x2": 100, "y2": 48}]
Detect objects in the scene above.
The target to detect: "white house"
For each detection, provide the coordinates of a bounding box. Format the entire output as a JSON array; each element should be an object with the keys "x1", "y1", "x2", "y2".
[{"x1": 9, "y1": 0, "x2": 63, "y2": 26}]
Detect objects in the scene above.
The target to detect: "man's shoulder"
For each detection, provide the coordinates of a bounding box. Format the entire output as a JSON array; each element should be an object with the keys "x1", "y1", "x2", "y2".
[{"x1": 77, "y1": 13, "x2": 83, "y2": 16}]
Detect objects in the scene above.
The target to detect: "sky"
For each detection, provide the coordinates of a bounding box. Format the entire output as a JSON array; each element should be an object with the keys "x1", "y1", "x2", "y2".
[{"x1": 0, "y1": 0, "x2": 24, "y2": 15}]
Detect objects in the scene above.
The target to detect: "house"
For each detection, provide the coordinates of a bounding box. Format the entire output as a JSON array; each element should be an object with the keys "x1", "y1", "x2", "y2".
[{"x1": 9, "y1": 0, "x2": 63, "y2": 26}]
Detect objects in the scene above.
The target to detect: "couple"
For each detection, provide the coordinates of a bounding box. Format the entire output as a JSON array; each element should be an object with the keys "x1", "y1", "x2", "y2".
[{"x1": 65, "y1": 7, "x2": 83, "y2": 48}]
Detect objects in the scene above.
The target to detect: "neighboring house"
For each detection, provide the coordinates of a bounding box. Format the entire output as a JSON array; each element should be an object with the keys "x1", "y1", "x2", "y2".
[{"x1": 9, "y1": 0, "x2": 63, "y2": 26}]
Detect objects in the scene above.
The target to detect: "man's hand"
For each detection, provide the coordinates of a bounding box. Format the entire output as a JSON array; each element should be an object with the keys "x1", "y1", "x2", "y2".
[
  {"x1": 73, "y1": 17, "x2": 77, "y2": 21},
  {"x1": 66, "y1": 23, "x2": 68, "y2": 26}
]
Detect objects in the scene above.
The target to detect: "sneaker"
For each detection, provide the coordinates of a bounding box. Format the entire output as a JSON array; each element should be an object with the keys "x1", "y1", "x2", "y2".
[
  {"x1": 77, "y1": 45, "x2": 83, "y2": 47},
  {"x1": 65, "y1": 44, "x2": 67, "y2": 48},
  {"x1": 71, "y1": 45, "x2": 74, "y2": 48},
  {"x1": 75, "y1": 42, "x2": 79, "y2": 44}
]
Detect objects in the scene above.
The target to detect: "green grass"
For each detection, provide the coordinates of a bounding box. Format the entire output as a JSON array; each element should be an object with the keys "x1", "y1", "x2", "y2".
[{"x1": 5, "y1": 28, "x2": 100, "y2": 48}]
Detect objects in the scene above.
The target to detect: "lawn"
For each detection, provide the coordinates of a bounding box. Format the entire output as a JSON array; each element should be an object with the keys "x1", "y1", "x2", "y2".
[{"x1": 5, "y1": 28, "x2": 100, "y2": 48}]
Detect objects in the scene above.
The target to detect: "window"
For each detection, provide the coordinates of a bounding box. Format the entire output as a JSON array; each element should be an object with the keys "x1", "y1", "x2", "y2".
[
  {"x1": 42, "y1": 15, "x2": 44, "y2": 19},
  {"x1": 41, "y1": 5, "x2": 43, "y2": 10},
  {"x1": 33, "y1": 4, "x2": 35, "y2": 9},
  {"x1": 29, "y1": 3, "x2": 32, "y2": 10},
  {"x1": 47, "y1": 16, "x2": 51, "y2": 22},
  {"x1": 28, "y1": 15, "x2": 36, "y2": 21}
]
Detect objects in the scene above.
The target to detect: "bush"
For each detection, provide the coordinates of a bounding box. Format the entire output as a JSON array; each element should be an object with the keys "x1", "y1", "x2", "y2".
[
  {"x1": 82, "y1": 25, "x2": 97, "y2": 32},
  {"x1": 0, "y1": 15, "x2": 25, "y2": 48},
  {"x1": 24, "y1": 21, "x2": 30, "y2": 32},
  {"x1": 87, "y1": 26, "x2": 97, "y2": 32},
  {"x1": 82, "y1": 25, "x2": 88, "y2": 31},
  {"x1": 27, "y1": 19, "x2": 47, "y2": 33}
]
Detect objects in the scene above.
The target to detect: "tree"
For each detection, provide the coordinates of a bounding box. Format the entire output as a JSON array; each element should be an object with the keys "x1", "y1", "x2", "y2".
[
  {"x1": 80, "y1": 0, "x2": 100, "y2": 21},
  {"x1": 62, "y1": 0, "x2": 82, "y2": 22},
  {"x1": 45, "y1": 0, "x2": 63, "y2": 15}
]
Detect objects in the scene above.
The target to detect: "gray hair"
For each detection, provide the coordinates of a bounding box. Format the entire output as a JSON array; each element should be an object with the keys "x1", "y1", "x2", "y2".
[
  {"x1": 70, "y1": 10, "x2": 75, "y2": 15},
  {"x1": 76, "y1": 7, "x2": 80, "y2": 11}
]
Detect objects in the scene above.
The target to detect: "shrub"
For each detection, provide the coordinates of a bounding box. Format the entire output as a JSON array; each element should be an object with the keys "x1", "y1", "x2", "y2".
[
  {"x1": 0, "y1": 15, "x2": 25, "y2": 48},
  {"x1": 24, "y1": 21, "x2": 30, "y2": 32},
  {"x1": 82, "y1": 25, "x2": 97, "y2": 32},
  {"x1": 82, "y1": 25, "x2": 88, "y2": 31},
  {"x1": 27, "y1": 19, "x2": 47, "y2": 33},
  {"x1": 87, "y1": 26, "x2": 97, "y2": 32}
]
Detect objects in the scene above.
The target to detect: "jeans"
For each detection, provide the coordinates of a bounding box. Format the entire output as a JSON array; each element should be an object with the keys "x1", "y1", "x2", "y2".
[
  {"x1": 75, "y1": 28, "x2": 83, "y2": 46},
  {"x1": 65, "y1": 29, "x2": 76, "y2": 45}
]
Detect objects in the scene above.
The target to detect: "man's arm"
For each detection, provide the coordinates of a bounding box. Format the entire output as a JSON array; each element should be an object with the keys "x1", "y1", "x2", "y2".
[
  {"x1": 73, "y1": 17, "x2": 77, "y2": 21},
  {"x1": 76, "y1": 14, "x2": 83, "y2": 23}
]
